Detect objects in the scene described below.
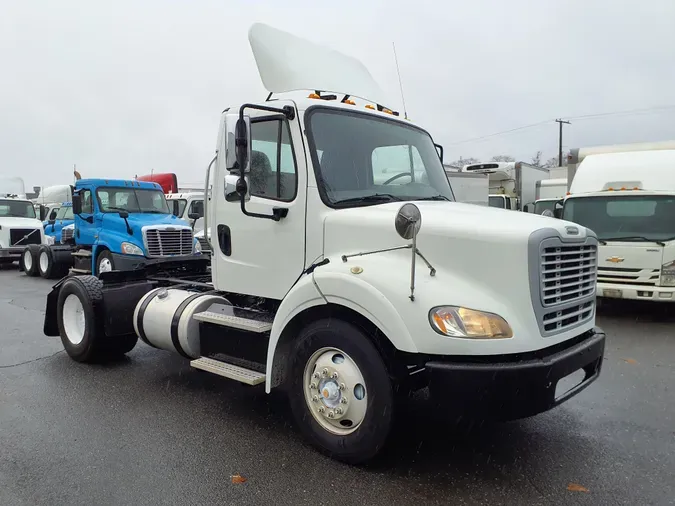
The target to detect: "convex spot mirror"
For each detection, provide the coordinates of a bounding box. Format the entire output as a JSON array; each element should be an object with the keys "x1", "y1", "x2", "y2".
[{"x1": 395, "y1": 203, "x2": 422, "y2": 240}]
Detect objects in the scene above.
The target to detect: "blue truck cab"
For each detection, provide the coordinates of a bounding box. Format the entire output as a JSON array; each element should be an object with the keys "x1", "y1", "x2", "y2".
[
  {"x1": 43, "y1": 202, "x2": 75, "y2": 243},
  {"x1": 69, "y1": 178, "x2": 201, "y2": 275}
]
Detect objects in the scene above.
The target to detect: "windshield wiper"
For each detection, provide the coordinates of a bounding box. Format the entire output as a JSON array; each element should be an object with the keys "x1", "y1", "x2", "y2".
[
  {"x1": 416, "y1": 195, "x2": 451, "y2": 201},
  {"x1": 334, "y1": 194, "x2": 403, "y2": 205},
  {"x1": 602, "y1": 236, "x2": 666, "y2": 247},
  {"x1": 107, "y1": 206, "x2": 131, "y2": 213},
  {"x1": 144, "y1": 210, "x2": 168, "y2": 214}
]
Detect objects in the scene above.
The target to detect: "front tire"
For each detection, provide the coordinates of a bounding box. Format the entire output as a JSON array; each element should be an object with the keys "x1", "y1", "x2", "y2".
[
  {"x1": 21, "y1": 245, "x2": 40, "y2": 276},
  {"x1": 288, "y1": 318, "x2": 394, "y2": 464},
  {"x1": 96, "y1": 250, "x2": 115, "y2": 276},
  {"x1": 57, "y1": 275, "x2": 137, "y2": 362}
]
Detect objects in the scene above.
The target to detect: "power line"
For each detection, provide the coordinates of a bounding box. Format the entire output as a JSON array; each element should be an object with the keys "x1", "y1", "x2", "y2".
[{"x1": 448, "y1": 104, "x2": 675, "y2": 146}]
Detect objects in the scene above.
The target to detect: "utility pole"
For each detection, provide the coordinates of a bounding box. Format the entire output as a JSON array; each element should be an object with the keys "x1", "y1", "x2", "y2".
[{"x1": 555, "y1": 119, "x2": 571, "y2": 167}]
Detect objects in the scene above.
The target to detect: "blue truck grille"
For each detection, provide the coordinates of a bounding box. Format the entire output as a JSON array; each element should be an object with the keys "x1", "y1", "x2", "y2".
[{"x1": 144, "y1": 228, "x2": 193, "y2": 257}]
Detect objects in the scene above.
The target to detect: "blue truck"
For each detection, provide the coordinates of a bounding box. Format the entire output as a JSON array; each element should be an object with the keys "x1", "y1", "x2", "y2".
[
  {"x1": 23, "y1": 178, "x2": 204, "y2": 279},
  {"x1": 43, "y1": 202, "x2": 75, "y2": 243}
]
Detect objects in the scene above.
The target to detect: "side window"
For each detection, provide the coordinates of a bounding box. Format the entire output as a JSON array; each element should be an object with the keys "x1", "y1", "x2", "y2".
[
  {"x1": 249, "y1": 119, "x2": 297, "y2": 201},
  {"x1": 371, "y1": 145, "x2": 424, "y2": 185},
  {"x1": 81, "y1": 190, "x2": 94, "y2": 214},
  {"x1": 189, "y1": 199, "x2": 204, "y2": 217}
]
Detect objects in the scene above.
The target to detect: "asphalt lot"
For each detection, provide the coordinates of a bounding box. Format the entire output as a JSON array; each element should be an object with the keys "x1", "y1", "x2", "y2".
[{"x1": 1, "y1": 266, "x2": 674, "y2": 506}]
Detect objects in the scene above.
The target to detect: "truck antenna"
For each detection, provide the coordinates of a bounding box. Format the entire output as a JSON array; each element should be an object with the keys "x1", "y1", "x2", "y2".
[{"x1": 392, "y1": 42, "x2": 408, "y2": 120}]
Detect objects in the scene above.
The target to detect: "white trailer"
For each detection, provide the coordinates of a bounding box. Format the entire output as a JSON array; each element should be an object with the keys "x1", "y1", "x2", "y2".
[
  {"x1": 43, "y1": 23, "x2": 606, "y2": 464},
  {"x1": 444, "y1": 169, "x2": 488, "y2": 206},
  {"x1": 531, "y1": 178, "x2": 569, "y2": 215},
  {"x1": 562, "y1": 148, "x2": 675, "y2": 303},
  {"x1": 463, "y1": 161, "x2": 548, "y2": 211}
]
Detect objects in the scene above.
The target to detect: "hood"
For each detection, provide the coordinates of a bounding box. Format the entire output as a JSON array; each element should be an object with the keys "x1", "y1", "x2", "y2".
[
  {"x1": 100, "y1": 213, "x2": 191, "y2": 246},
  {"x1": 0, "y1": 217, "x2": 43, "y2": 229},
  {"x1": 322, "y1": 201, "x2": 585, "y2": 259}
]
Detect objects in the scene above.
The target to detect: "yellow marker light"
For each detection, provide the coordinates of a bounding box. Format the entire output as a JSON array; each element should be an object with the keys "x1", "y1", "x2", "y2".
[
  {"x1": 608, "y1": 187, "x2": 614, "y2": 191},
  {"x1": 620, "y1": 187, "x2": 627, "y2": 191},
  {"x1": 343, "y1": 99, "x2": 356, "y2": 105},
  {"x1": 429, "y1": 306, "x2": 513, "y2": 339},
  {"x1": 382, "y1": 108, "x2": 393, "y2": 115},
  {"x1": 633, "y1": 187, "x2": 639, "y2": 190},
  {"x1": 308, "y1": 93, "x2": 321, "y2": 99},
  {"x1": 365, "y1": 104, "x2": 375, "y2": 110}
]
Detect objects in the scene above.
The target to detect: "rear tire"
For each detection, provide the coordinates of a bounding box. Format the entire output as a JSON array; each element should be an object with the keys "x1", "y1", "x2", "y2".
[
  {"x1": 21, "y1": 245, "x2": 40, "y2": 276},
  {"x1": 287, "y1": 318, "x2": 394, "y2": 465},
  {"x1": 38, "y1": 246, "x2": 54, "y2": 278},
  {"x1": 57, "y1": 275, "x2": 137, "y2": 362}
]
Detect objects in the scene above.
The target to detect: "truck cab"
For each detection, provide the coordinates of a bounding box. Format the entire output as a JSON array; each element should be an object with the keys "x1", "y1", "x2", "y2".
[
  {"x1": 43, "y1": 202, "x2": 75, "y2": 243},
  {"x1": 0, "y1": 195, "x2": 46, "y2": 264},
  {"x1": 166, "y1": 192, "x2": 205, "y2": 232},
  {"x1": 561, "y1": 150, "x2": 675, "y2": 302}
]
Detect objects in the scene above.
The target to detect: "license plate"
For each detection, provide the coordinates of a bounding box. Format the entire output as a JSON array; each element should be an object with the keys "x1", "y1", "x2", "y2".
[{"x1": 603, "y1": 289, "x2": 623, "y2": 298}]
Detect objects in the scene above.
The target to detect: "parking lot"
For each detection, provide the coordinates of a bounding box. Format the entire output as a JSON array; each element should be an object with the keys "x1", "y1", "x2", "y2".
[{"x1": 1, "y1": 266, "x2": 674, "y2": 506}]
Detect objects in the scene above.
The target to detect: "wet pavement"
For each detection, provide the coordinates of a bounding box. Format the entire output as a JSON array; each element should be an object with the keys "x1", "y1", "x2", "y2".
[{"x1": 0, "y1": 265, "x2": 673, "y2": 506}]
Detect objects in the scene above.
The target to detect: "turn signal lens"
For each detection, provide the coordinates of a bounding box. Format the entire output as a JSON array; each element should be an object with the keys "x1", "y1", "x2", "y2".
[
  {"x1": 660, "y1": 260, "x2": 675, "y2": 287},
  {"x1": 429, "y1": 306, "x2": 513, "y2": 339}
]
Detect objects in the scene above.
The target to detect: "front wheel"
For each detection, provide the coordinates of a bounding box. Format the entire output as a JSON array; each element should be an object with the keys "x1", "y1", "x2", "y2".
[
  {"x1": 288, "y1": 318, "x2": 394, "y2": 464},
  {"x1": 96, "y1": 250, "x2": 114, "y2": 276}
]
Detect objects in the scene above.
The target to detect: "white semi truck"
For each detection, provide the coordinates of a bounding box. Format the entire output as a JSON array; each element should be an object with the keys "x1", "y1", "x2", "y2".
[
  {"x1": 561, "y1": 147, "x2": 675, "y2": 302},
  {"x1": 43, "y1": 23, "x2": 606, "y2": 463},
  {"x1": 463, "y1": 161, "x2": 549, "y2": 211},
  {"x1": 0, "y1": 178, "x2": 48, "y2": 265}
]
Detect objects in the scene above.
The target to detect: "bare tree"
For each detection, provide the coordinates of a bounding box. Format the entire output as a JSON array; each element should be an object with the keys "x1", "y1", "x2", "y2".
[
  {"x1": 544, "y1": 151, "x2": 569, "y2": 168},
  {"x1": 491, "y1": 155, "x2": 515, "y2": 162},
  {"x1": 531, "y1": 151, "x2": 543, "y2": 167},
  {"x1": 448, "y1": 157, "x2": 481, "y2": 168}
]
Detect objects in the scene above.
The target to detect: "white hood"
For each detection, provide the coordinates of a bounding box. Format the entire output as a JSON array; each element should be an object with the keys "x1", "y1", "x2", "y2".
[{"x1": 0, "y1": 217, "x2": 43, "y2": 229}]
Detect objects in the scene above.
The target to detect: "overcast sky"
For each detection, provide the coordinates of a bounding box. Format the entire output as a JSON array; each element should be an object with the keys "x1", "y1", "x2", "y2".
[{"x1": 2, "y1": 0, "x2": 674, "y2": 188}]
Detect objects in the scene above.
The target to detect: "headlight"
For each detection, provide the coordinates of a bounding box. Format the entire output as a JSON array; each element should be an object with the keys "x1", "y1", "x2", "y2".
[
  {"x1": 660, "y1": 261, "x2": 675, "y2": 287},
  {"x1": 194, "y1": 238, "x2": 202, "y2": 253},
  {"x1": 45, "y1": 235, "x2": 55, "y2": 245},
  {"x1": 429, "y1": 306, "x2": 513, "y2": 339},
  {"x1": 121, "y1": 242, "x2": 144, "y2": 256}
]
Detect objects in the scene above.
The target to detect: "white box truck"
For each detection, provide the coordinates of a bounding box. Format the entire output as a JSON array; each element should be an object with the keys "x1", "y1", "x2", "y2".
[
  {"x1": 561, "y1": 147, "x2": 675, "y2": 302},
  {"x1": 532, "y1": 178, "x2": 569, "y2": 215},
  {"x1": 42, "y1": 23, "x2": 606, "y2": 463},
  {"x1": 463, "y1": 161, "x2": 549, "y2": 211},
  {"x1": 444, "y1": 168, "x2": 488, "y2": 206}
]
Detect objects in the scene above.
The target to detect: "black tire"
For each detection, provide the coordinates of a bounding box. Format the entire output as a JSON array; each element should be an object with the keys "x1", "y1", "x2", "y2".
[
  {"x1": 56, "y1": 275, "x2": 137, "y2": 362},
  {"x1": 95, "y1": 249, "x2": 114, "y2": 277},
  {"x1": 21, "y1": 245, "x2": 40, "y2": 276},
  {"x1": 37, "y1": 245, "x2": 54, "y2": 278},
  {"x1": 287, "y1": 318, "x2": 394, "y2": 465}
]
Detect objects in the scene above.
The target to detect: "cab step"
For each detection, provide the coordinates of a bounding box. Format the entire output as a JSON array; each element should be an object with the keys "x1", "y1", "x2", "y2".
[
  {"x1": 71, "y1": 250, "x2": 92, "y2": 258},
  {"x1": 193, "y1": 303, "x2": 273, "y2": 333},
  {"x1": 190, "y1": 357, "x2": 266, "y2": 385},
  {"x1": 69, "y1": 268, "x2": 92, "y2": 274}
]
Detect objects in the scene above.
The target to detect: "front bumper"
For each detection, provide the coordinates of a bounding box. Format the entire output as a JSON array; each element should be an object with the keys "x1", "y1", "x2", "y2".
[
  {"x1": 426, "y1": 327, "x2": 605, "y2": 420},
  {"x1": 0, "y1": 246, "x2": 27, "y2": 259},
  {"x1": 110, "y1": 252, "x2": 207, "y2": 271},
  {"x1": 598, "y1": 281, "x2": 675, "y2": 302}
]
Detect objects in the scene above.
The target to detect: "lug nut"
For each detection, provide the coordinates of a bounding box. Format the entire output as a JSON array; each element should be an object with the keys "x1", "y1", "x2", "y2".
[
  {"x1": 332, "y1": 372, "x2": 339, "y2": 379},
  {"x1": 328, "y1": 411, "x2": 335, "y2": 418},
  {"x1": 310, "y1": 383, "x2": 317, "y2": 389},
  {"x1": 339, "y1": 383, "x2": 346, "y2": 391},
  {"x1": 340, "y1": 397, "x2": 348, "y2": 404},
  {"x1": 313, "y1": 372, "x2": 321, "y2": 379},
  {"x1": 318, "y1": 406, "x2": 325, "y2": 413},
  {"x1": 322, "y1": 368, "x2": 329, "y2": 377},
  {"x1": 335, "y1": 408, "x2": 343, "y2": 415},
  {"x1": 312, "y1": 395, "x2": 319, "y2": 402}
]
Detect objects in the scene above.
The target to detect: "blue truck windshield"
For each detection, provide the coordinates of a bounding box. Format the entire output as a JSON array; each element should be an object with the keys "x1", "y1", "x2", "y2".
[{"x1": 97, "y1": 188, "x2": 170, "y2": 214}]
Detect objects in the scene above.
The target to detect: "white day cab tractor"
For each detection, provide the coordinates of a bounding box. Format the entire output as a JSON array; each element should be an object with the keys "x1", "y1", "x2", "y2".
[{"x1": 43, "y1": 24, "x2": 606, "y2": 463}]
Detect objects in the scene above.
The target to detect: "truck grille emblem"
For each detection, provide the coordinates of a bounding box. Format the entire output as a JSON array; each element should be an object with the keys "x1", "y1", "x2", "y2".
[{"x1": 606, "y1": 256, "x2": 624, "y2": 263}]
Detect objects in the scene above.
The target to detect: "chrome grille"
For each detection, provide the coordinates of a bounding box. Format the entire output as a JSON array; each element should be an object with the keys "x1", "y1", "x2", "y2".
[
  {"x1": 61, "y1": 227, "x2": 74, "y2": 244},
  {"x1": 529, "y1": 233, "x2": 598, "y2": 337},
  {"x1": 144, "y1": 227, "x2": 193, "y2": 257},
  {"x1": 597, "y1": 267, "x2": 660, "y2": 286},
  {"x1": 197, "y1": 237, "x2": 211, "y2": 255}
]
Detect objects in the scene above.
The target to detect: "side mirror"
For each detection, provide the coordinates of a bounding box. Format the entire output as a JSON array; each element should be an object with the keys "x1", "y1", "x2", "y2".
[
  {"x1": 553, "y1": 200, "x2": 564, "y2": 219},
  {"x1": 171, "y1": 200, "x2": 180, "y2": 216},
  {"x1": 523, "y1": 204, "x2": 530, "y2": 213},
  {"x1": 188, "y1": 212, "x2": 200, "y2": 221},
  {"x1": 234, "y1": 117, "x2": 252, "y2": 174},
  {"x1": 118, "y1": 210, "x2": 129, "y2": 219},
  {"x1": 434, "y1": 143, "x2": 444, "y2": 162},
  {"x1": 225, "y1": 173, "x2": 250, "y2": 203},
  {"x1": 72, "y1": 194, "x2": 82, "y2": 215}
]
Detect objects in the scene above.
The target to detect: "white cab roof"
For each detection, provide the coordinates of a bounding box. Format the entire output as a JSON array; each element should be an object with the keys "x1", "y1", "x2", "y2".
[
  {"x1": 570, "y1": 150, "x2": 675, "y2": 194},
  {"x1": 248, "y1": 23, "x2": 390, "y2": 106}
]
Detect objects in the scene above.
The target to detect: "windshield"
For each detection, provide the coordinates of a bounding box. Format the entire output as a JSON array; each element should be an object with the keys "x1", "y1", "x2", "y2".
[
  {"x1": 97, "y1": 188, "x2": 170, "y2": 214},
  {"x1": 0, "y1": 199, "x2": 36, "y2": 218},
  {"x1": 306, "y1": 109, "x2": 454, "y2": 207},
  {"x1": 488, "y1": 196, "x2": 505, "y2": 208},
  {"x1": 169, "y1": 199, "x2": 187, "y2": 217},
  {"x1": 534, "y1": 200, "x2": 556, "y2": 215},
  {"x1": 563, "y1": 195, "x2": 675, "y2": 242},
  {"x1": 56, "y1": 206, "x2": 74, "y2": 220}
]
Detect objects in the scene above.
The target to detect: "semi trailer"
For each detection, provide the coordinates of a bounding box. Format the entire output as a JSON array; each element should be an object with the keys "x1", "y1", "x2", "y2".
[{"x1": 43, "y1": 23, "x2": 606, "y2": 464}]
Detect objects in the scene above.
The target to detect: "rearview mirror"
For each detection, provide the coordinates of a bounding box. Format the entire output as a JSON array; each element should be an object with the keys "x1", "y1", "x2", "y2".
[
  {"x1": 224, "y1": 112, "x2": 251, "y2": 173},
  {"x1": 171, "y1": 200, "x2": 180, "y2": 216},
  {"x1": 553, "y1": 199, "x2": 564, "y2": 219},
  {"x1": 235, "y1": 117, "x2": 251, "y2": 174},
  {"x1": 72, "y1": 194, "x2": 82, "y2": 215},
  {"x1": 188, "y1": 212, "x2": 200, "y2": 221}
]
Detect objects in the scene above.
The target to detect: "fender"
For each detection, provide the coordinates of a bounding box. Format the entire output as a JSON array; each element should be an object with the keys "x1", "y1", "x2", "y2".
[{"x1": 265, "y1": 263, "x2": 418, "y2": 392}]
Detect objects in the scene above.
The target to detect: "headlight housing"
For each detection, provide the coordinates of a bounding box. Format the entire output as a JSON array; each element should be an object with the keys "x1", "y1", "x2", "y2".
[
  {"x1": 121, "y1": 242, "x2": 144, "y2": 256},
  {"x1": 660, "y1": 260, "x2": 675, "y2": 287},
  {"x1": 194, "y1": 238, "x2": 202, "y2": 254},
  {"x1": 429, "y1": 306, "x2": 513, "y2": 339}
]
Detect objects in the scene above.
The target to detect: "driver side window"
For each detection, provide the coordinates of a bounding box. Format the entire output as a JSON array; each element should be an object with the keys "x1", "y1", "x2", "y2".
[
  {"x1": 371, "y1": 145, "x2": 424, "y2": 185},
  {"x1": 80, "y1": 189, "x2": 94, "y2": 214}
]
